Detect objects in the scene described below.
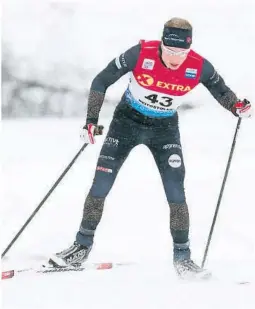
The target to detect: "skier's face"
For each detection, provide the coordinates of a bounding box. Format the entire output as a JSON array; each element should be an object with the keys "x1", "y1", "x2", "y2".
[{"x1": 161, "y1": 43, "x2": 190, "y2": 70}]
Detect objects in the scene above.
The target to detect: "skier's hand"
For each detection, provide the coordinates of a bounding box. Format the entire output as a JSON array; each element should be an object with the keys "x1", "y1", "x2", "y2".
[
  {"x1": 231, "y1": 99, "x2": 252, "y2": 118},
  {"x1": 80, "y1": 124, "x2": 104, "y2": 144}
]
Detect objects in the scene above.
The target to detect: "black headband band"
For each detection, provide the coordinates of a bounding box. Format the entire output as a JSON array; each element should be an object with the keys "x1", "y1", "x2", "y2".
[{"x1": 162, "y1": 27, "x2": 192, "y2": 49}]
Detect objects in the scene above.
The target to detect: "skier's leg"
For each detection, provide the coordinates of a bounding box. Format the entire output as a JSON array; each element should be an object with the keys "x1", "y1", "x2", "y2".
[
  {"x1": 147, "y1": 127, "x2": 190, "y2": 259},
  {"x1": 50, "y1": 117, "x2": 138, "y2": 266},
  {"x1": 76, "y1": 117, "x2": 139, "y2": 247},
  {"x1": 147, "y1": 128, "x2": 211, "y2": 278}
]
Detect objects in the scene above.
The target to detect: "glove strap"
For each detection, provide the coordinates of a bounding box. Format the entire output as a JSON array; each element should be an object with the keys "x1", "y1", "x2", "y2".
[{"x1": 87, "y1": 124, "x2": 95, "y2": 144}]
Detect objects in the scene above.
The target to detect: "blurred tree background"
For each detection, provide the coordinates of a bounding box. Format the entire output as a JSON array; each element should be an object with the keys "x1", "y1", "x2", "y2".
[
  {"x1": 1, "y1": 0, "x2": 115, "y2": 118},
  {"x1": 1, "y1": 0, "x2": 196, "y2": 118}
]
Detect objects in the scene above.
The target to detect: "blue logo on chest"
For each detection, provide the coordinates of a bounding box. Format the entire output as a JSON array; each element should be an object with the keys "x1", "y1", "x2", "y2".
[{"x1": 185, "y1": 68, "x2": 197, "y2": 79}]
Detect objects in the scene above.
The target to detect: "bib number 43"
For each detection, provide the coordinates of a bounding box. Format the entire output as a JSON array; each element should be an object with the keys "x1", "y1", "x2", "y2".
[{"x1": 144, "y1": 94, "x2": 173, "y2": 107}]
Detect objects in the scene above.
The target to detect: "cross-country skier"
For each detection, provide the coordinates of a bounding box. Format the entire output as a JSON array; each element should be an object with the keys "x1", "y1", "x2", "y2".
[{"x1": 49, "y1": 17, "x2": 252, "y2": 279}]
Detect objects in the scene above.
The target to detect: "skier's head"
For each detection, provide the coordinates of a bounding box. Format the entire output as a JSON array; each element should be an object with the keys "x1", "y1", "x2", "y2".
[{"x1": 161, "y1": 18, "x2": 192, "y2": 70}]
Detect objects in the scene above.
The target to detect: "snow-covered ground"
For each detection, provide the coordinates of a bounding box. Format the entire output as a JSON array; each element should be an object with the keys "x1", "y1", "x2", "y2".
[{"x1": 2, "y1": 104, "x2": 255, "y2": 308}]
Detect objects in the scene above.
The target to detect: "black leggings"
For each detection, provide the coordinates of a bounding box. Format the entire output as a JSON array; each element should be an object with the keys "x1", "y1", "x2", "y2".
[
  {"x1": 90, "y1": 116, "x2": 186, "y2": 204},
  {"x1": 76, "y1": 114, "x2": 189, "y2": 247}
]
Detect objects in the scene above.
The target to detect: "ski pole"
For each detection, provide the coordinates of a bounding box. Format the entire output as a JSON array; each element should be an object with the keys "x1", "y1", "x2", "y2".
[
  {"x1": 2, "y1": 142, "x2": 89, "y2": 258},
  {"x1": 201, "y1": 117, "x2": 242, "y2": 268}
]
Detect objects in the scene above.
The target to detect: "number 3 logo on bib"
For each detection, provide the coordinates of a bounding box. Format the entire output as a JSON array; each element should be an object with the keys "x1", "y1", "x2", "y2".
[{"x1": 144, "y1": 94, "x2": 173, "y2": 108}]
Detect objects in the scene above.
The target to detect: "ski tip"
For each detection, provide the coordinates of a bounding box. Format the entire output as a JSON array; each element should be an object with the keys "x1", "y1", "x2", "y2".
[
  {"x1": 2, "y1": 270, "x2": 14, "y2": 280},
  {"x1": 95, "y1": 263, "x2": 113, "y2": 270}
]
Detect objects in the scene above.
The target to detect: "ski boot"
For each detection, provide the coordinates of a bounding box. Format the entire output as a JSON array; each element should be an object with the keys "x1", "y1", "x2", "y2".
[
  {"x1": 174, "y1": 259, "x2": 211, "y2": 280},
  {"x1": 173, "y1": 243, "x2": 211, "y2": 280},
  {"x1": 48, "y1": 241, "x2": 91, "y2": 268}
]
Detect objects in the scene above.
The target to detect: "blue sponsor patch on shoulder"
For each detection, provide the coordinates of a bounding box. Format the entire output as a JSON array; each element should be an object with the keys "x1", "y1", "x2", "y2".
[{"x1": 185, "y1": 68, "x2": 197, "y2": 79}]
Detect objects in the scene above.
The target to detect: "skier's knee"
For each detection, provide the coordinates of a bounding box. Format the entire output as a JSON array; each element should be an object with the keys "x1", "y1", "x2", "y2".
[
  {"x1": 90, "y1": 181, "x2": 113, "y2": 198},
  {"x1": 164, "y1": 180, "x2": 186, "y2": 204},
  {"x1": 90, "y1": 159, "x2": 119, "y2": 198}
]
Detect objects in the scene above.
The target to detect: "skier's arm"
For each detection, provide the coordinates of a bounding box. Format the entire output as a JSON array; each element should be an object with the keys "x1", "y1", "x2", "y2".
[
  {"x1": 200, "y1": 59, "x2": 238, "y2": 111},
  {"x1": 86, "y1": 44, "x2": 141, "y2": 124}
]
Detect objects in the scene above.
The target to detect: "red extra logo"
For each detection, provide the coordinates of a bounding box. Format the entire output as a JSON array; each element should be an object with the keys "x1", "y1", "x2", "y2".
[{"x1": 97, "y1": 166, "x2": 113, "y2": 173}]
